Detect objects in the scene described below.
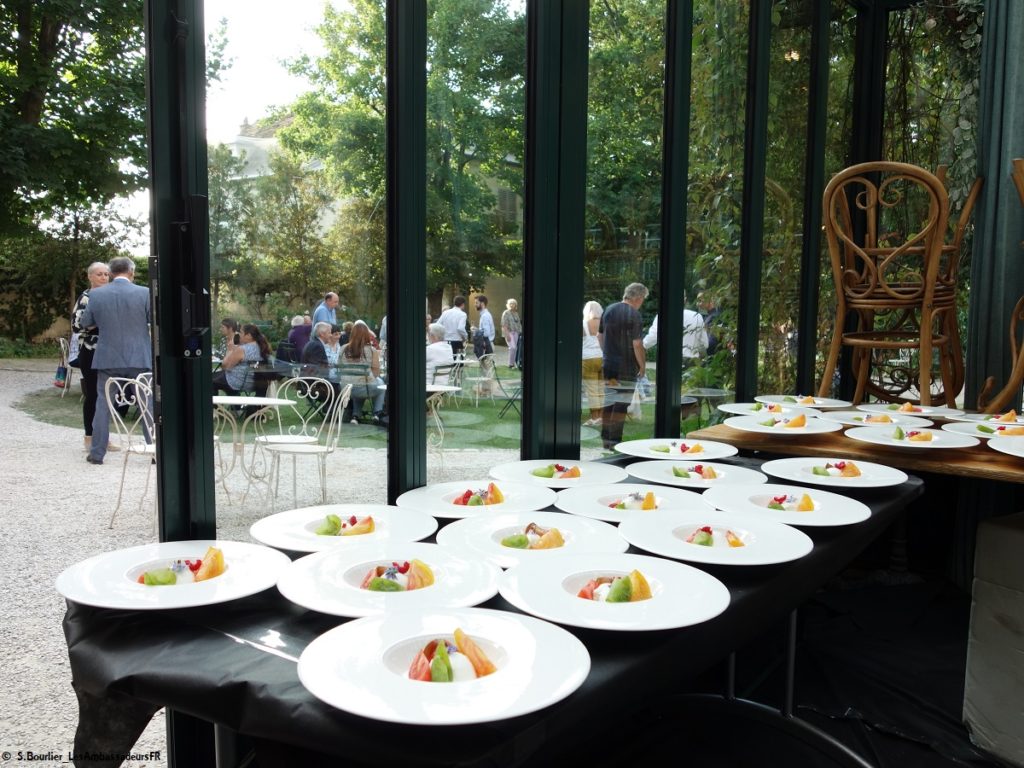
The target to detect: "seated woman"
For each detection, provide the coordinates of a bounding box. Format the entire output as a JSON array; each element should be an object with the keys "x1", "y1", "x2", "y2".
[
  {"x1": 212, "y1": 324, "x2": 271, "y2": 395},
  {"x1": 339, "y1": 321, "x2": 385, "y2": 424}
]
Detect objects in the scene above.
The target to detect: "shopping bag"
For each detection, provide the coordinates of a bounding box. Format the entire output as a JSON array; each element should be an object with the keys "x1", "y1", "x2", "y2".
[
  {"x1": 627, "y1": 386, "x2": 643, "y2": 420},
  {"x1": 54, "y1": 364, "x2": 68, "y2": 389}
]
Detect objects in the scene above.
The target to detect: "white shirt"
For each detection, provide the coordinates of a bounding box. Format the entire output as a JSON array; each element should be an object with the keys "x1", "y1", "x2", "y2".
[
  {"x1": 426, "y1": 341, "x2": 455, "y2": 382},
  {"x1": 437, "y1": 306, "x2": 468, "y2": 341},
  {"x1": 642, "y1": 311, "x2": 708, "y2": 359},
  {"x1": 478, "y1": 308, "x2": 495, "y2": 341}
]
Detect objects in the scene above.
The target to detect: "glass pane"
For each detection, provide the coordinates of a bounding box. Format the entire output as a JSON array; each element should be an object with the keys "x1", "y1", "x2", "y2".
[
  {"x1": 683, "y1": 0, "x2": 749, "y2": 426},
  {"x1": 585, "y1": 0, "x2": 665, "y2": 452},
  {"x1": 425, "y1": 0, "x2": 526, "y2": 480}
]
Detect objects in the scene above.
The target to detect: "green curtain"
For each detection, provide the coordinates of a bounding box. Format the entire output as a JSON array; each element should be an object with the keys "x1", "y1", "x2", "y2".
[{"x1": 965, "y1": 0, "x2": 1024, "y2": 409}]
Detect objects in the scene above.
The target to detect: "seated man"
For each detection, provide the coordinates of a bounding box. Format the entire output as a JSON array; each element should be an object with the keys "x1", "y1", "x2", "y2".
[
  {"x1": 426, "y1": 322, "x2": 455, "y2": 383},
  {"x1": 300, "y1": 322, "x2": 338, "y2": 383}
]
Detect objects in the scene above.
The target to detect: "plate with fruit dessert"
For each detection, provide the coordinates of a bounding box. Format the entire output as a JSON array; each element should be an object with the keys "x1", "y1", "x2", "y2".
[
  {"x1": 554, "y1": 483, "x2": 713, "y2": 524},
  {"x1": 703, "y1": 483, "x2": 871, "y2": 527},
  {"x1": 724, "y1": 414, "x2": 843, "y2": 435},
  {"x1": 987, "y1": 435, "x2": 1024, "y2": 460},
  {"x1": 718, "y1": 401, "x2": 821, "y2": 418},
  {"x1": 55, "y1": 540, "x2": 290, "y2": 611},
  {"x1": 856, "y1": 402, "x2": 964, "y2": 419},
  {"x1": 759, "y1": 457, "x2": 908, "y2": 488},
  {"x1": 435, "y1": 511, "x2": 627, "y2": 569},
  {"x1": 618, "y1": 510, "x2": 814, "y2": 566},
  {"x1": 298, "y1": 607, "x2": 590, "y2": 725},
  {"x1": 498, "y1": 552, "x2": 729, "y2": 631},
  {"x1": 944, "y1": 409, "x2": 1024, "y2": 425},
  {"x1": 276, "y1": 542, "x2": 500, "y2": 618},
  {"x1": 249, "y1": 504, "x2": 438, "y2": 553},
  {"x1": 845, "y1": 425, "x2": 978, "y2": 450},
  {"x1": 625, "y1": 459, "x2": 767, "y2": 489},
  {"x1": 489, "y1": 459, "x2": 628, "y2": 488},
  {"x1": 755, "y1": 394, "x2": 852, "y2": 410},
  {"x1": 614, "y1": 437, "x2": 739, "y2": 461},
  {"x1": 395, "y1": 479, "x2": 556, "y2": 518},
  {"x1": 941, "y1": 421, "x2": 1024, "y2": 440},
  {"x1": 816, "y1": 410, "x2": 933, "y2": 429}
]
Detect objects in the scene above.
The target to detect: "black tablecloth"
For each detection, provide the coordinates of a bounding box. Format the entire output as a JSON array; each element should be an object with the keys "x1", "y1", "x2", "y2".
[{"x1": 63, "y1": 465, "x2": 923, "y2": 767}]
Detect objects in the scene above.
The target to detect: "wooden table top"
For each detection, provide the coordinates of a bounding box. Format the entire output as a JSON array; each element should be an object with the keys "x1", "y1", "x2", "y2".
[{"x1": 687, "y1": 423, "x2": 1024, "y2": 484}]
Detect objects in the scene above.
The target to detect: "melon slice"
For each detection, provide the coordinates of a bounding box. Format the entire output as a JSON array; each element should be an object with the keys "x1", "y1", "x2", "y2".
[
  {"x1": 193, "y1": 546, "x2": 225, "y2": 582},
  {"x1": 796, "y1": 493, "x2": 815, "y2": 511},
  {"x1": 785, "y1": 414, "x2": 807, "y2": 428},
  {"x1": 996, "y1": 410, "x2": 1018, "y2": 423},
  {"x1": 839, "y1": 461, "x2": 862, "y2": 477},
  {"x1": 641, "y1": 491, "x2": 657, "y2": 510}
]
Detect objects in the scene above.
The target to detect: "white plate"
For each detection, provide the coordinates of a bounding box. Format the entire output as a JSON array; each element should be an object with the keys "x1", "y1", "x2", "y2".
[
  {"x1": 498, "y1": 553, "x2": 730, "y2": 631},
  {"x1": 703, "y1": 483, "x2": 871, "y2": 527},
  {"x1": 55, "y1": 540, "x2": 290, "y2": 610},
  {"x1": 435, "y1": 512, "x2": 627, "y2": 569},
  {"x1": 395, "y1": 480, "x2": 557, "y2": 518},
  {"x1": 618, "y1": 510, "x2": 814, "y2": 566},
  {"x1": 625, "y1": 460, "x2": 768, "y2": 489},
  {"x1": 249, "y1": 504, "x2": 438, "y2": 553},
  {"x1": 845, "y1": 426, "x2": 979, "y2": 450},
  {"x1": 614, "y1": 438, "x2": 739, "y2": 461},
  {"x1": 755, "y1": 394, "x2": 852, "y2": 410},
  {"x1": 298, "y1": 608, "x2": 590, "y2": 725},
  {"x1": 724, "y1": 415, "x2": 843, "y2": 435},
  {"x1": 717, "y1": 402, "x2": 821, "y2": 418},
  {"x1": 489, "y1": 459, "x2": 628, "y2": 488},
  {"x1": 554, "y1": 483, "x2": 714, "y2": 524},
  {"x1": 817, "y1": 410, "x2": 933, "y2": 429},
  {"x1": 988, "y1": 436, "x2": 1024, "y2": 459},
  {"x1": 945, "y1": 411, "x2": 1024, "y2": 425},
  {"x1": 856, "y1": 403, "x2": 964, "y2": 418},
  {"x1": 941, "y1": 421, "x2": 1024, "y2": 441},
  {"x1": 760, "y1": 457, "x2": 908, "y2": 488},
  {"x1": 277, "y1": 542, "x2": 500, "y2": 618}
]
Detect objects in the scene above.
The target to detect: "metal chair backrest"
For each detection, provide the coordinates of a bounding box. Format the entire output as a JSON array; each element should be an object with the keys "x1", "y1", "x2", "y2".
[
  {"x1": 476, "y1": 353, "x2": 496, "y2": 380},
  {"x1": 323, "y1": 384, "x2": 351, "y2": 451},
  {"x1": 337, "y1": 362, "x2": 375, "y2": 399},
  {"x1": 431, "y1": 363, "x2": 455, "y2": 385},
  {"x1": 106, "y1": 375, "x2": 154, "y2": 452},
  {"x1": 257, "y1": 376, "x2": 335, "y2": 440},
  {"x1": 824, "y1": 161, "x2": 950, "y2": 306}
]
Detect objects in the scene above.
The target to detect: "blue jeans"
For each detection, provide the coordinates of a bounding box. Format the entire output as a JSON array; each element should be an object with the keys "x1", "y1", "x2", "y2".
[{"x1": 348, "y1": 380, "x2": 385, "y2": 418}]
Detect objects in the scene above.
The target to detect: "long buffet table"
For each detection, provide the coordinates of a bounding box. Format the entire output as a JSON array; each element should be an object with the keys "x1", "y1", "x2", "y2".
[{"x1": 63, "y1": 455, "x2": 924, "y2": 768}]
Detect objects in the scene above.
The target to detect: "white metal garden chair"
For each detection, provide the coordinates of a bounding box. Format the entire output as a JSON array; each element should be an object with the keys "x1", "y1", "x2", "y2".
[{"x1": 106, "y1": 374, "x2": 156, "y2": 530}]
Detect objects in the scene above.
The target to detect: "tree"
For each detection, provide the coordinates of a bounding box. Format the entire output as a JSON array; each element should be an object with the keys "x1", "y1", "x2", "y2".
[
  {"x1": 0, "y1": 0, "x2": 147, "y2": 233},
  {"x1": 279, "y1": 0, "x2": 525, "y2": 299},
  {"x1": 207, "y1": 142, "x2": 253, "y2": 308}
]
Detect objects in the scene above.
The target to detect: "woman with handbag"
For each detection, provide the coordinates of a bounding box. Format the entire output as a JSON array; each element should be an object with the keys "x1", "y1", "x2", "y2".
[{"x1": 71, "y1": 262, "x2": 112, "y2": 451}]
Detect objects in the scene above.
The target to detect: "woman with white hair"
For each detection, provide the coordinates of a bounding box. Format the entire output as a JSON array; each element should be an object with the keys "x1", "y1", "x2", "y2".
[
  {"x1": 500, "y1": 298, "x2": 522, "y2": 368},
  {"x1": 582, "y1": 300, "x2": 604, "y2": 426}
]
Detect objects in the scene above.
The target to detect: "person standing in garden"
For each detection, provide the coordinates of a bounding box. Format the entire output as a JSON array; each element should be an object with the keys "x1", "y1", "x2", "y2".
[
  {"x1": 473, "y1": 295, "x2": 495, "y2": 358},
  {"x1": 71, "y1": 261, "x2": 112, "y2": 452},
  {"x1": 581, "y1": 300, "x2": 604, "y2": 427},
  {"x1": 312, "y1": 292, "x2": 340, "y2": 328},
  {"x1": 598, "y1": 282, "x2": 647, "y2": 449},
  {"x1": 437, "y1": 296, "x2": 469, "y2": 356},
  {"x1": 501, "y1": 298, "x2": 522, "y2": 368}
]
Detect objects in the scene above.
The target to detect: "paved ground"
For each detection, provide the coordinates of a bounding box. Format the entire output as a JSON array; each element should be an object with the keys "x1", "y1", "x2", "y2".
[{"x1": 0, "y1": 359, "x2": 598, "y2": 764}]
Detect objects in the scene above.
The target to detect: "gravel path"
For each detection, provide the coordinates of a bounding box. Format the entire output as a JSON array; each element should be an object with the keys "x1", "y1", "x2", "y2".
[{"x1": 0, "y1": 359, "x2": 590, "y2": 765}]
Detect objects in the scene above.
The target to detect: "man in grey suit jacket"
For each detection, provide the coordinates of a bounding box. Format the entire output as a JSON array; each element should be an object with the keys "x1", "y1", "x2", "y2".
[{"x1": 80, "y1": 256, "x2": 153, "y2": 464}]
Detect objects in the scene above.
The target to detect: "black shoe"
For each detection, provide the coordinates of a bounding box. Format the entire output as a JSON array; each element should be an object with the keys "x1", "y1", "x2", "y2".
[{"x1": 86, "y1": 454, "x2": 103, "y2": 465}]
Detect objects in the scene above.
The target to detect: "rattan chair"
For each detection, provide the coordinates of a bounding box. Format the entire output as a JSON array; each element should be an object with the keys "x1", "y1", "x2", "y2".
[{"x1": 817, "y1": 161, "x2": 957, "y2": 406}]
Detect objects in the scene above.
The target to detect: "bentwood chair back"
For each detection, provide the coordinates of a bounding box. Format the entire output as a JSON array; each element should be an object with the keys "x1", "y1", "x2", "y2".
[
  {"x1": 106, "y1": 374, "x2": 157, "y2": 530},
  {"x1": 817, "y1": 161, "x2": 957, "y2": 406}
]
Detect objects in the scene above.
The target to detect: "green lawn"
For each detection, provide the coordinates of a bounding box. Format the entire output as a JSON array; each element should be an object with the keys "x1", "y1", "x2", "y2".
[{"x1": 14, "y1": 384, "x2": 714, "y2": 450}]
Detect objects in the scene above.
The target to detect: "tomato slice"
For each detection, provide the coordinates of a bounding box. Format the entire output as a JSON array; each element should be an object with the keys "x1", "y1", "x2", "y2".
[
  {"x1": 408, "y1": 650, "x2": 432, "y2": 681},
  {"x1": 577, "y1": 579, "x2": 599, "y2": 600}
]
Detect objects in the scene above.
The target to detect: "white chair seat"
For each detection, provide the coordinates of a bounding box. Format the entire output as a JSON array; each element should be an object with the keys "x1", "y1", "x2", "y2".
[
  {"x1": 264, "y1": 443, "x2": 330, "y2": 456},
  {"x1": 126, "y1": 443, "x2": 157, "y2": 456}
]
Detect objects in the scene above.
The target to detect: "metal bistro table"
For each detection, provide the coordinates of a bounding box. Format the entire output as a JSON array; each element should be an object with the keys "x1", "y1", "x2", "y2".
[
  {"x1": 63, "y1": 457, "x2": 923, "y2": 768},
  {"x1": 212, "y1": 395, "x2": 296, "y2": 498}
]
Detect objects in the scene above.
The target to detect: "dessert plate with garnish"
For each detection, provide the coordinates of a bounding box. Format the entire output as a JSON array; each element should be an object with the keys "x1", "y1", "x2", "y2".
[
  {"x1": 816, "y1": 410, "x2": 933, "y2": 429},
  {"x1": 759, "y1": 457, "x2": 908, "y2": 488},
  {"x1": 987, "y1": 435, "x2": 1024, "y2": 460},
  {"x1": 298, "y1": 607, "x2": 591, "y2": 725},
  {"x1": 435, "y1": 511, "x2": 627, "y2": 569},
  {"x1": 554, "y1": 483, "x2": 714, "y2": 524},
  {"x1": 625, "y1": 459, "x2": 767, "y2": 489},
  {"x1": 755, "y1": 394, "x2": 852, "y2": 410},
  {"x1": 277, "y1": 542, "x2": 500, "y2": 618},
  {"x1": 618, "y1": 509, "x2": 814, "y2": 566},
  {"x1": 614, "y1": 437, "x2": 739, "y2": 461},
  {"x1": 724, "y1": 414, "x2": 843, "y2": 435},
  {"x1": 489, "y1": 459, "x2": 628, "y2": 488},
  {"x1": 703, "y1": 483, "x2": 871, "y2": 527},
  {"x1": 856, "y1": 402, "x2": 964, "y2": 419},
  {"x1": 944, "y1": 409, "x2": 1024, "y2": 425},
  {"x1": 499, "y1": 552, "x2": 729, "y2": 631},
  {"x1": 941, "y1": 421, "x2": 1024, "y2": 440},
  {"x1": 718, "y1": 401, "x2": 820, "y2": 418},
  {"x1": 250, "y1": 504, "x2": 438, "y2": 553},
  {"x1": 55, "y1": 540, "x2": 290, "y2": 610},
  {"x1": 845, "y1": 425, "x2": 978, "y2": 450},
  {"x1": 395, "y1": 480, "x2": 556, "y2": 518}
]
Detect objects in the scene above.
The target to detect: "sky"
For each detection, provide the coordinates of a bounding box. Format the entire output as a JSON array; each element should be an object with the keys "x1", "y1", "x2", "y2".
[{"x1": 204, "y1": 0, "x2": 333, "y2": 143}]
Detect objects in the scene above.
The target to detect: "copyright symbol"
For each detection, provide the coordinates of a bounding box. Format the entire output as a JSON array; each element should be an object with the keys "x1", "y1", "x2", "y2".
[{"x1": 1, "y1": 751, "x2": 11, "y2": 761}]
